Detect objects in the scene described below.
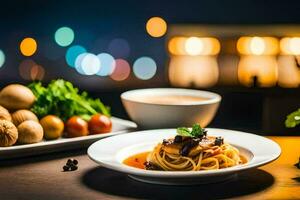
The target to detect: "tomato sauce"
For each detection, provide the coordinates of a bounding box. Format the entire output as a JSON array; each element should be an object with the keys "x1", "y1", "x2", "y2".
[
  {"x1": 123, "y1": 152, "x2": 247, "y2": 169},
  {"x1": 123, "y1": 152, "x2": 149, "y2": 169}
]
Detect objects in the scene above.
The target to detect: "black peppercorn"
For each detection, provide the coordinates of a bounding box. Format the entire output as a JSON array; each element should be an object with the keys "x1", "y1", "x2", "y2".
[
  {"x1": 70, "y1": 165, "x2": 78, "y2": 171},
  {"x1": 66, "y1": 159, "x2": 73, "y2": 166},
  {"x1": 63, "y1": 158, "x2": 79, "y2": 172},
  {"x1": 73, "y1": 159, "x2": 78, "y2": 165},
  {"x1": 63, "y1": 165, "x2": 70, "y2": 171}
]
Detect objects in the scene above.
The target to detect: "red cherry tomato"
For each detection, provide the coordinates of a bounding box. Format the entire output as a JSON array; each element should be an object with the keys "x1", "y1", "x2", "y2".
[
  {"x1": 88, "y1": 114, "x2": 112, "y2": 134},
  {"x1": 66, "y1": 116, "x2": 88, "y2": 137}
]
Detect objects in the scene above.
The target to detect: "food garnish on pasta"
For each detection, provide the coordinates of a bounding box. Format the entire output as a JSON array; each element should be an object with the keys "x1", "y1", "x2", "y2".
[{"x1": 123, "y1": 124, "x2": 246, "y2": 171}]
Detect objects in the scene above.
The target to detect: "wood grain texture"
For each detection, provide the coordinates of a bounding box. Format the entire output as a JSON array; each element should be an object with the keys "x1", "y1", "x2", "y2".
[{"x1": 0, "y1": 136, "x2": 299, "y2": 200}]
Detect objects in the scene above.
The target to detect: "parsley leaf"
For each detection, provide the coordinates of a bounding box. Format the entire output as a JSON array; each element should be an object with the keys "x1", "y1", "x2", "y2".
[
  {"x1": 176, "y1": 127, "x2": 191, "y2": 136},
  {"x1": 190, "y1": 124, "x2": 204, "y2": 137},
  {"x1": 285, "y1": 109, "x2": 300, "y2": 128},
  {"x1": 28, "y1": 79, "x2": 110, "y2": 121},
  {"x1": 176, "y1": 124, "x2": 205, "y2": 137}
]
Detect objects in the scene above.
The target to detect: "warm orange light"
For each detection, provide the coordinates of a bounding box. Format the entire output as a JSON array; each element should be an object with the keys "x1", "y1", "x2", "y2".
[
  {"x1": 168, "y1": 56, "x2": 219, "y2": 88},
  {"x1": 20, "y1": 38, "x2": 37, "y2": 56},
  {"x1": 280, "y1": 37, "x2": 300, "y2": 55},
  {"x1": 19, "y1": 59, "x2": 44, "y2": 80},
  {"x1": 277, "y1": 55, "x2": 300, "y2": 87},
  {"x1": 146, "y1": 17, "x2": 167, "y2": 38},
  {"x1": 185, "y1": 37, "x2": 204, "y2": 55},
  {"x1": 19, "y1": 59, "x2": 35, "y2": 80},
  {"x1": 168, "y1": 36, "x2": 220, "y2": 56},
  {"x1": 237, "y1": 37, "x2": 278, "y2": 55},
  {"x1": 168, "y1": 37, "x2": 187, "y2": 55},
  {"x1": 30, "y1": 64, "x2": 45, "y2": 80},
  {"x1": 237, "y1": 56, "x2": 278, "y2": 87},
  {"x1": 249, "y1": 37, "x2": 265, "y2": 55}
]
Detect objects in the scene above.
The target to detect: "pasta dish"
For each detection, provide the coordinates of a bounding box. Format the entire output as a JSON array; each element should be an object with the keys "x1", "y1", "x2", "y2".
[{"x1": 123, "y1": 124, "x2": 246, "y2": 171}]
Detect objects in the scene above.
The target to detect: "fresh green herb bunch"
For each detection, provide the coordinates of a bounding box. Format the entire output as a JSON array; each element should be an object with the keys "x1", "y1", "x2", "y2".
[
  {"x1": 28, "y1": 79, "x2": 110, "y2": 121},
  {"x1": 285, "y1": 109, "x2": 300, "y2": 128},
  {"x1": 176, "y1": 124, "x2": 206, "y2": 138}
]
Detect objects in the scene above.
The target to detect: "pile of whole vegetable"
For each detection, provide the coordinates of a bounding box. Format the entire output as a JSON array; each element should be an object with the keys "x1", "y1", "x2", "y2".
[
  {"x1": 0, "y1": 80, "x2": 112, "y2": 147},
  {"x1": 28, "y1": 79, "x2": 110, "y2": 121},
  {"x1": 0, "y1": 84, "x2": 44, "y2": 146}
]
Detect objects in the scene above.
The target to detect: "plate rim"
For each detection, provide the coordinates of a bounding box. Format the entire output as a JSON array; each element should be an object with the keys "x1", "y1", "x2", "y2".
[{"x1": 88, "y1": 128, "x2": 281, "y2": 178}]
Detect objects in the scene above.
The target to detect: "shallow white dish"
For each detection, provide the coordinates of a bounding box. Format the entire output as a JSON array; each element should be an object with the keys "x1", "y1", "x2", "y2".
[
  {"x1": 88, "y1": 128, "x2": 281, "y2": 185},
  {"x1": 0, "y1": 117, "x2": 136, "y2": 159}
]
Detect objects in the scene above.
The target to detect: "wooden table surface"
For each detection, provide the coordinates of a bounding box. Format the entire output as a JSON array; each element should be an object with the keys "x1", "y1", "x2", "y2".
[{"x1": 0, "y1": 136, "x2": 299, "y2": 200}]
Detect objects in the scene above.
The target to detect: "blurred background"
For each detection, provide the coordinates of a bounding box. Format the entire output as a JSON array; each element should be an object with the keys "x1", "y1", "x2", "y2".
[{"x1": 0, "y1": 0, "x2": 300, "y2": 135}]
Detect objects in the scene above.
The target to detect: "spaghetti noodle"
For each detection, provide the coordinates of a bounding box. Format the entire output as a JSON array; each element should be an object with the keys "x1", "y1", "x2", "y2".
[
  {"x1": 146, "y1": 139, "x2": 243, "y2": 171},
  {"x1": 123, "y1": 124, "x2": 246, "y2": 171}
]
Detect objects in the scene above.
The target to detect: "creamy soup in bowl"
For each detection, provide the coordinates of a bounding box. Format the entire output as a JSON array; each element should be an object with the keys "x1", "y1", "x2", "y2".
[
  {"x1": 121, "y1": 88, "x2": 221, "y2": 128},
  {"x1": 132, "y1": 95, "x2": 209, "y2": 105}
]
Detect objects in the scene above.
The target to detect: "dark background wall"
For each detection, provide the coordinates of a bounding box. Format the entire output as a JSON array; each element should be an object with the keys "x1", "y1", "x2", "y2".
[{"x1": 0, "y1": 0, "x2": 300, "y2": 135}]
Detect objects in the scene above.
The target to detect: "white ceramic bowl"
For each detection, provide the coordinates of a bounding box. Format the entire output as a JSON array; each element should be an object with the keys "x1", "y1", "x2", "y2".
[{"x1": 121, "y1": 88, "x2": 221, "y2": 129}]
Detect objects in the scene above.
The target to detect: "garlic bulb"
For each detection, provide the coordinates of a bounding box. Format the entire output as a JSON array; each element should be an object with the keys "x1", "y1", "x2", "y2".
[
  {"x1": 0, "y1": 120, "x2": 18, "y2": 147},
  {"x1": 0, "y1": 84, "x2": 35, "y2": 111},
  {"x1": 17, "y1": 120, "x2": 43, "y2": 144},
  {"x1": 12, "y1": 109, "x2": 38, "y2": 126},
  {"x1": 0, "y1": 105, "x2": 11, "y2": 121}
]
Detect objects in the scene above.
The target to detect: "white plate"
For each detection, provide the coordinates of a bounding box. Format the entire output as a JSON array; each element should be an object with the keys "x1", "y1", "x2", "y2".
[
  {"x1": 88, "y1": 128, "x2": 281, "y2": 185},
  {"x1": 0, "y1": 117, "x2": 137, "y2": 159}
]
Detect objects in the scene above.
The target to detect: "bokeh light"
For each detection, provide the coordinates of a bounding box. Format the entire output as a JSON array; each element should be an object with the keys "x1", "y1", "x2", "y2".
[
  {"x1": 54, "y1": 27, "x2": 74, "y2": 47},
  {"x1": 19, "y1": 59, "x2": 36, "y2": 80},
  {"x1": 168, "y1": 37, "x2": 220, "y2": 56},
  {"x1": 108, "y1": 38, "x2": 130, "y2": 58},
  {"x1": 185, "y1": 37, "x2": 204, "y2": 56},
  {"x1": 66, "y1": 45, "x2": 87, "y2": 67},
  {"x1": 168, "y1": 37, "x2": 187, "y2": 55},
  {"x1": 249, "y1": 37, "x2": 265, "y2": 55},
  {"x1": 75, "y1": 53, "x2": 88, "y2": 74},
  {"x1": 0, "y1": 50, "x2": 5, "y2": 68},
  {"x1": 277, "y1": 55, "x2": 300, "y2": 88},
  {"x1": 237, "y1": 37, "x2": 278, "y2": 55},
  {"x1": 96, "y1": 53, "x2": 115, "y2": 76},
  {"x1": 169, "y1": 56, "x2": 219, "y2": 88},
  {"x1": 133, "y1": 57, "x2": 157, "y2": 80},
  {"x1": 19, "y1": 59, "x2": 45, "y2": 80},
  {"x1": 288, "y1": 38, "x2": 300, "y2": 55},
  {"x1": 75, "y1": 53, "x2": 100, "y2": 75},
  {"x1": 110, "y1": 59, "x2": 131, "y2": 81},
  {"x1": 280, "y1": 37, "x2": 300, "y2": 55},
  {"x1": 20, "y1": 37, "x2": 37, "y2": 56},
  {"x1": 146, "y1": 17, "x2": 167, "y2": 37},
  {"x1": 238, "y1": 56, "x2": 278, "y2": 87},
  {"x1": 81, "y1": 53, "x2": 101, "y2": 75},
  {"x1": 30, "y1": 64, "x2": 45, "y2": 80}
]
